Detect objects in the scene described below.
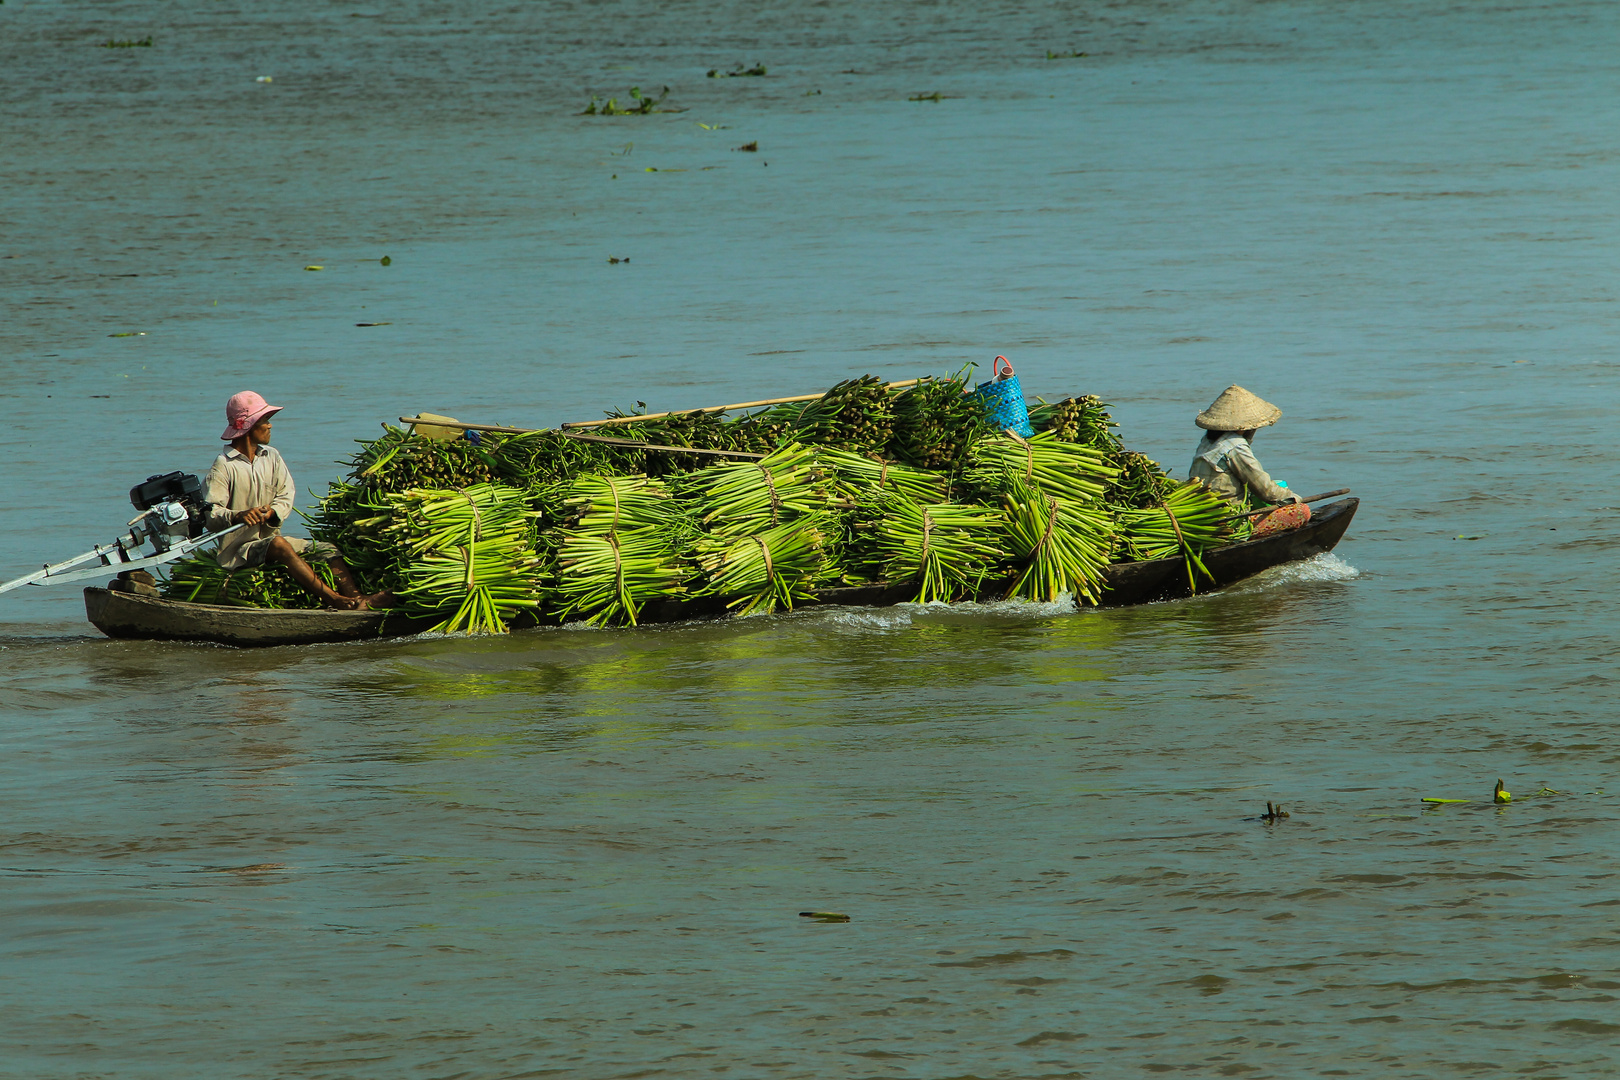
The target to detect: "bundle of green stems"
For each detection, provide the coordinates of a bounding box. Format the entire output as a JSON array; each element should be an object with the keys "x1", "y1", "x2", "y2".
[
  {"x1": 816, "y1": 447, "x2": 950, "y2": 504},
  {"x1": 695, "y1": 518, "x2": 828, "y2": 616},
  {"x1": 1104, "y1": 449, "x2": 1178, "y2": 509},
  {"x1": 546, "y1": 474, "x2": 694, "y2": 626},
  {"x1": 887, "y1": 369, "x2": 989, "y2": 470},
  {"x1": 966, "y1": 430, "x2": 1120, "y2": 504},
  {"x1": 867, "y1": 496, "x2": 1007, "y2": 603},
  {"x1": 1115, "y1": 480, "x2": 1232, "y2": 590},
  {"x1": 552, "y1": 528, "x2": 690, "y2": 626},
  {"x1": 788, "y1": 375, "x2": 896, "y2": 453},
  {"x1": 1000, "y1": 477, "x2": 1116, "y2": 604},
  {"x1": 1027, "y1": 395, "x2": 1123, "y2": 452},
  {"x1": 557, "y1": 474, "x2": 679, "y2": 534},
  {"x1": 383, "y1": 484, "x2": 543, "y2": 633},
  {"x1": 161, "y1": 549, "x2": 335, "y2": 608},
  {"x1": 679, "y1": 443, "x2": 831, "y2": 535}
]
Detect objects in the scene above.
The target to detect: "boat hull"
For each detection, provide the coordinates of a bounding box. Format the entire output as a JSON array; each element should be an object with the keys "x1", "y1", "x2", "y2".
[
  {"x1": 83, "y1": 587, "x2": 439, "y2": 648},
  {"x1": 84, "y1": 499, "x2": 1358, "y2": 646}
]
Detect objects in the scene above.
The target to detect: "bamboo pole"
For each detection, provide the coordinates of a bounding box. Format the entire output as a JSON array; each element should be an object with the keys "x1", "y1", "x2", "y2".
[
  {"x1": 397, "y1": 417, "x2": 768, "y2": 460},
  {"x1": 556, "y1": 377, "x2": 931, "y2": 430}
]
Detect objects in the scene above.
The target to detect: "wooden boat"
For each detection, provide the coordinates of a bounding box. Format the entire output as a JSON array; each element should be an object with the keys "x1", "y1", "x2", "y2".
[{"x1": 84, "y1": 497, "x2": 1358, "y2": 647}]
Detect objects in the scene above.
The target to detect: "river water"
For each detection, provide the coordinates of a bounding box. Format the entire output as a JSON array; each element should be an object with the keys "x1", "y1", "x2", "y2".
[{"x1": 3, "y1": 1, "x2": 1619, "y2": 1076}]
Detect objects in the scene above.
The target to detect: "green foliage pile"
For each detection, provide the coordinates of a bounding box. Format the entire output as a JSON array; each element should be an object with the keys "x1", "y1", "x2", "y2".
[
  {"x1": 161, "y1": 549, "x2": 335, "y2": 608},
  {"x1": 205, "y1": 370, "x2": 1243, "y2": 627}
]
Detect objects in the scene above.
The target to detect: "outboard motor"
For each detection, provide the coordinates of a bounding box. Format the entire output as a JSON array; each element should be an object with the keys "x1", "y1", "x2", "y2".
[
  {"x1": 0, "y1": 471, "x2": 240, "y2": 595},
  {"x1": 128, "y1": 471, "x2": 210, "y2": 553}
]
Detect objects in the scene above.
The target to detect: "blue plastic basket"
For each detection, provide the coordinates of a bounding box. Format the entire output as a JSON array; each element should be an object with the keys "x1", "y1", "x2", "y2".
[{"x1": 975, "y1": 356, "x2": 1034, "y2": 437}]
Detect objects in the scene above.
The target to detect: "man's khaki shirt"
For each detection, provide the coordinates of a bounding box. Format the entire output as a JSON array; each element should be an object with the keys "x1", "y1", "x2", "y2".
[{"x1": 203, "y1": 445, "x2": 296, "y2": 569}]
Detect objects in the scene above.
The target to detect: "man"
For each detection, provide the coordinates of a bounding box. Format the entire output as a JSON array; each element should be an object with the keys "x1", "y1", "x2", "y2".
[{"x1": 204, "y1": 391, "x2": 385, "y2": 610}]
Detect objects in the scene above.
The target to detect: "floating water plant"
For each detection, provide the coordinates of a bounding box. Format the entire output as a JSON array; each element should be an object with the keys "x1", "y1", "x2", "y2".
[
  {"x1": 708, "y1": 63, "x2": 766, "y2": 78},
  {"x1": 581, "y1": 86, "x2": 681, "y2": 116},
  {"x1": 100, "y1": 36, "x2": 152, "y2": 48}
]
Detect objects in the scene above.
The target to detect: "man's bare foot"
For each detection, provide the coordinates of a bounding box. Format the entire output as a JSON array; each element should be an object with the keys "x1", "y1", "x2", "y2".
[
  {"x1": 353, "y1": 591, "x2": 397, "y2": 611},
  {"x1": 322, "y1": 592, "x2": 361, "y2": 611}
]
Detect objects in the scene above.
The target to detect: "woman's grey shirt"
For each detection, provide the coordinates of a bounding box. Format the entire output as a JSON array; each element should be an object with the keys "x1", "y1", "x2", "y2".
[{"x1": 1189, "y1": 432, "x2": 1292, "y2": 503}]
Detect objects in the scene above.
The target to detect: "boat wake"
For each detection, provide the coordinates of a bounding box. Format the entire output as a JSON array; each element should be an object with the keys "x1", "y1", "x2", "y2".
[
  {"x1": 1220, "y1": 552, "x2": 1360, "y2": 595},
  {"x1": 811, "y1": 594, "x2": 1080, "y2": 633}
]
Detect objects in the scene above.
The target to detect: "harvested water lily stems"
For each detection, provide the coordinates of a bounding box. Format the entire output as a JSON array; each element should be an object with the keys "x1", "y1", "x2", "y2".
[
  {"x1": 888, "y1": 367, "x2": 990, "y2": 470},
  {"x1": 967, "y1": 430, "x2": 1119, "y2": 505},
  {"x1": 1116, "y1": 481, "x2": 1231, "y2": 591},
  {"x1": 1000, "y1": 476, "x2": 1116, "y2": 604},
  {"x1": 384, "y1": 485, "x2": 544, "y2": 633},
  {"x1": 161, "y1": 548, "x2": 336, "y2": 609},
  {"x1": 680, "y1": 443, "x2": 831, "y2": 535},
  {"x1": 1027, "y1": 395, "x2": 1123, "y2": 452},
  {"x1": 788, "y1": 375, "x2": 896, "y2": 454},
  {"x1": 816, "y1": 447, "x2": 949, "y2": 504},
  {"x1": 696, "y1": 518, "x2": 828, "y2": 616},
  {"x1": 547, "y1": 474, "x2": 694, "y2": 626},
  {"x1": 873, "y1": 496, "x2": 1006, "y2": 603},
  {"x1": 552, "y1": 528, "x2": 689, "y2": 626}
]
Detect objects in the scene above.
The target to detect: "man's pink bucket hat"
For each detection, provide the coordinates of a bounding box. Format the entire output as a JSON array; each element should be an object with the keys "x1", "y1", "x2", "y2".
[{"x1": 221, "y1": 391, "x2": 284, "y2": 441}]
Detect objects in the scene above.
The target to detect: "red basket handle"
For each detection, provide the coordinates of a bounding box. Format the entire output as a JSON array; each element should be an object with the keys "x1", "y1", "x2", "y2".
[{"x1": 993, "y1": 355, "x2": 1015, "y2": 381}]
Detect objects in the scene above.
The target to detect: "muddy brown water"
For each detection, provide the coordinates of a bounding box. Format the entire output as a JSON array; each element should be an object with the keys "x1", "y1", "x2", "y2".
[{"x1": 3, "y1": 1, "x2": 1620, "y2": 1077}]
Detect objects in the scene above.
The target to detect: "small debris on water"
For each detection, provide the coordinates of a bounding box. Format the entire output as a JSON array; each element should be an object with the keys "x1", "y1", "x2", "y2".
[
  {"x1": 1046, "y1": 49, "x2": 1087, "y2": 59},
  {"x1": 108, "y1": 331, "x2": 145, "y2": 337},
  {"x1": 355, "y1": 321, "x2": 391, "y2": 327},
  {"x1": 909, "y1": 92, "x2": 947, "y2": 102},
  {"x1": 1454, "y1": 534, "x2": 1484, "y2": 540},
  {"x1": 1260, "y1": 802, "x2": 1290, "y2": 823},
  {"x1": 608, "y1": 256, "x2": 630, "y2": 264},
  {"x1": 735, "y1": 141, "x2": 758, "y2": 152},
  {"x1": 305, "y1": 265, "x2": 324, "y2": 271},
  {"x1": 380, "y1": 255, "x2": 392, "y2": 266},
  {"x1": 100, "y1": 36, "x2": 153, "y2": 48},
  {"x1": 799, "y1": 911, "x2": 850, "y2": 922},
  {"x1": 255, "y1": 75, "x2": 273, "y2": 83}
]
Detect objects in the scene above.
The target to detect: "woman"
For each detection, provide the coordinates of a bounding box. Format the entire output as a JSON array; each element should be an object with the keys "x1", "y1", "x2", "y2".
[{"x1": 1189, "y1": 385, "x2": 1303, "y2": 506}]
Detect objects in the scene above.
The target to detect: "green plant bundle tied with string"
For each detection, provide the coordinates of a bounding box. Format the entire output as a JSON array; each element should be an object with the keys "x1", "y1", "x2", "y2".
[
  {"x1": 545, "y1": 473, "x2": 695, "y2": 626},
  {"x1": 816, "y1": 447, "x2": 950, "y2": 505},
  {"x1": 679, "y1": 442, "x2": 832, "y2": 536},
  {"x1": 966, "y1": 430, "x2": 1120, "y2": 505},
  {"x1": 383, "y1": 484, "x2": 544, "y2": 634},
  {"x1": 718, "y1": 402, "x2": 801, "y2": 455},
  {"x1": 695, "y1": 518, "x2": 828, "y2": 616},
  {"x1": 495, "y1": 428, "x2": 643, "y2": 491},
  {"x1": 1115, "y1": 480, "x2": 1233, "y2": 591},
  {"x1": 786, "y1": 375, "x2": 896, "y2": 454},
  {"x1": 557, "y1": 474, "x2": 682, "y2": 535},
  {"x1": 552, "y1": 528, "x2": 690, "y2": 626},
  {"x1": 346, "y1": 425, "x2": 503, "y2": 494},
  {"x1": 888, "y1": 368, "x2": 990, "y2": 470},
  {"x1": 1000, "y1": 476, "x2": 1116, "y2": 605},
  {"x1": 1026, "y1": 395, "x2": 1123, "y2": 452},
  {"x1": 160, "y1": 549, "x2": 335, "y2": 609},
  {"x1": 1105, "y1": 449, "x2": 1178, "y2": 510},
  {"x1": 858, "y1": 495, "x2": 1007, "y2": 604}
]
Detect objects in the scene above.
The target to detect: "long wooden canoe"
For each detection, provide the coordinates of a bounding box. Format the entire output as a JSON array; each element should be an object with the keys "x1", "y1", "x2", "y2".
[{"x1": 84, "y1": 498, "x2": 1357, "y2": 647}]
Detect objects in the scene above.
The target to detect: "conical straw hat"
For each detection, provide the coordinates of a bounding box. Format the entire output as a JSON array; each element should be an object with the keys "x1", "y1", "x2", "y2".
[{"x1": 1195, "y1": 385, "x2": 1282, "y2": 431}]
